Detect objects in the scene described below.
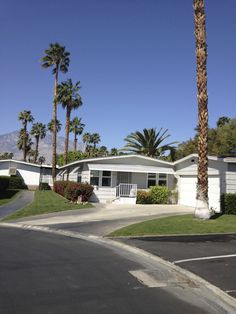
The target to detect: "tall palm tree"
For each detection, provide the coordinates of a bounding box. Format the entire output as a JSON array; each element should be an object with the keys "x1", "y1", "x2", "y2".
[
  {"x1": 194, "y1": 0, "x2": 210, "y2": 219},
  {"x1": 90, "y1": 133, "x2": 101, "y2": 149},
  {"x1": 70, "y1": 117, "x2": 85, "y2": 151},
  {"x1": 57, "y1": 79, "x2": 83, "y2": 164},
  {"x1": 17, "y1": 128, "x2": 33, "y2": 161},
  {"x1": 82, "y1": 132, "x2": 91, "y2": 145},
  {"x1": 41, "y1": 43, "x2": 70, "y2": 184},
  {"x1": 123, "y1": 128, "x2": 176, "y2": 158},
  {"x1": 30, "y1": 122, "x2": 46, "y2": 163},
  {"x1": 18, "y1": 110, "x2": 34, "y2": 161},
  {"x1": 47, "y1": 119, "x2": 62, "y2": 134}
]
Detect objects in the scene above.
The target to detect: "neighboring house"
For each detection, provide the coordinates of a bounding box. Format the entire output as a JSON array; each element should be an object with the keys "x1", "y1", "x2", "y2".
[
  {"x1": 0, "y1": 160, "x2": 53, "y2": 189},
  {"x1": 1, "y1": 154, "x2": 236, "y2": 211}
]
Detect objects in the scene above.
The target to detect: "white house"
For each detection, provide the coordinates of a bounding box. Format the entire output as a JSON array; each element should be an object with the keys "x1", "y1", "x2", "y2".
[{"x1": 1, "y1": 154, "x2": 236, "y2": 211}]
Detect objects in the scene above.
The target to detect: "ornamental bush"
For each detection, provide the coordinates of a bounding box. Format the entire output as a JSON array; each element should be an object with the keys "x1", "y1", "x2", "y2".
[
  {"x1": 149, "y1": 185, "x2": 170, "y2": 204},
  {"x1": 76, "y1": 183, "x2": 94, "y2": 202},
  {"x1": 54, "y1": 180, "x2": 94, "y2": 202},
  {"x1": 221, "y1": 193, "x2": 236, "y2": 215},
  {"x1": 0, "y1": 176, "x2": 10, "y2": 191},
  {"x1": 136, "y1": 190, "x2": 150, "y2": 204},
  {"x1": 54, "y1": 181, "x2": 68, "y2": 197},
  {"x1": 65, "y1": 182, "x2": 80, "y2": 202},
  {"x1": 9, "y1": 176, "x2": 27, "y2": 189}
]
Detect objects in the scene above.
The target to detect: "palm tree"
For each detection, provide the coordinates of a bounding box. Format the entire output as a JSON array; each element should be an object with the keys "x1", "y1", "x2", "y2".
[
  {"x1": 70, "y1": 117, "x2": 85, "y2": 151},
  {"x1": 110, "y1": 148, "x2": 118, "y2": 156},
  {"x1": 41, "y1": 43, "x2": 70, "y2": 184},
  {"x1": 18, "y1": 110, "x2": 34, "y2": 161},
  {"x1": 123, "y1": 128, "x2": 176, "y2": 158},
  {"x1": 57, "y1": 79, "x2": 83, "y2": 164},
  {"x1": 47, "y1": 119, "x2": 62, "y2": 134},
  {"x1": 90, "y1": 133, "x2": 101, "y2": 149},
  {"x1": 99, "y1": 146, "x2": 108, "y2": 157},
  {"x1": 82, "y1": 132, "x2": 91, "y2": 146},
  {"x1": 17, "y1": 128, "x2": 33, "y2": 160},
  {"x1": 194, "y1": 0, "x2": 210, "y2": 219},
  {"x1": 30, "y1": 123, "x2": 46, "y2": 163}
]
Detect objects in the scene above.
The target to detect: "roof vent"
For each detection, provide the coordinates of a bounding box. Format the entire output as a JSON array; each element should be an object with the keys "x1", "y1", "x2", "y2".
[{"x1": 9, "y1": 167, "x2": 17, "y2": 176}]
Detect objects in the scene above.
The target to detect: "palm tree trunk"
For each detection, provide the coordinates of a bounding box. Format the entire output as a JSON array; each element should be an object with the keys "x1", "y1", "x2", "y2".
[
  {"x1": 194, "y1": 0, "x2": 210, "y2": 219},
  {"x1": 52, "y1": 67, "x2": 59, "y2": 185},
  {"x1": 64, "y1": 108, "x2": 71, "y2": 165},
  {"x1": 34, "y1": 136, "x2": 39, "y2": 164},
  {"x1": 23, "y1": 123, "x2": 27, "y2": 162},
  {"x1": 74, "y1": 131, "x2": 77, "y2": 152}
]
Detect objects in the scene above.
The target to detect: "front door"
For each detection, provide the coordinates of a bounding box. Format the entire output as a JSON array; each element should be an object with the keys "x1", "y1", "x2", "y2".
[{"x1": 117, "y1": 172, "x2": 131, "y2": 185}]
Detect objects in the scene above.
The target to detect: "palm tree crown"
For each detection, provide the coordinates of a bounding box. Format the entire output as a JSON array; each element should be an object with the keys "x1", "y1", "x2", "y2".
[
  {"x1": 90, "y1": 133, "x2": 101, "y2": 149},
  {"x1": 18, "y1": 110, "x2": 34, "y2": 161},
  {"x1": 48, "y1": 119, "x2": 62, "y2": 133},
  {"x1": 123, "y1": 128, "x2": 176, "y2": 158},
  {"x1": 30, "y1": 122, "x2": 46, "y2": 163},
  {"x1": 70, "y1": 117, "x2": 85, "y2": 151}
]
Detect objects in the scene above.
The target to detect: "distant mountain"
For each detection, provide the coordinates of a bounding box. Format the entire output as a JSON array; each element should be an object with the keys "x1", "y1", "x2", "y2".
[{"x1": 0, "y1": 131, "x2": 84, "y2": 163}]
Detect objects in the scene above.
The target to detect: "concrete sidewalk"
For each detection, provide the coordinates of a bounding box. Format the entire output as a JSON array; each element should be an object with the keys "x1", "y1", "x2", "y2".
[
  {"x1": 0, "y1": 190, "x2": 34, "y2": 219},
  {"x1": 13, "y1": 203, "x2": 194, "y2": 227}
]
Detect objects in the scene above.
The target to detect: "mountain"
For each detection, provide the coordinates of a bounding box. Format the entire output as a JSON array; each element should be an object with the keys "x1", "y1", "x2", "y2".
[{"x1": 0, "y1": 131, "x2": 84, "y2": 163}]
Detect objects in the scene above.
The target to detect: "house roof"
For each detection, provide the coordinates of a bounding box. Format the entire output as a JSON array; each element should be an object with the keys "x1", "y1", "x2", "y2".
[
  {"x1": 59, "y1": 154, "x2": 173, "y2": 169},
  {"x1": 88, "y1": 163, "x2": 174, "y2": 174},
  {"x1": 173, "y1": 154, "x2": 222, "y2": 165},
  {"x1": 0, "y1": 159, "x2": 53, "y2": 168}
]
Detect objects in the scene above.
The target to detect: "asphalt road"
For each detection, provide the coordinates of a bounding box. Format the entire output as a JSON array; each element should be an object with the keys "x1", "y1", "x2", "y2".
[
  {"x1": 117, "y1": 234, "x2": 236, "y2": 298},
  {"x1": 0, "y1": 227, "x2": 211, "y2": 314}
]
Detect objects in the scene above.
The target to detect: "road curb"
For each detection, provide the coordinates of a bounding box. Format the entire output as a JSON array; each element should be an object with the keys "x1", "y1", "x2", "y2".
[{"x1": 1, "y1": 221, "x2": 236, "y2": 312}]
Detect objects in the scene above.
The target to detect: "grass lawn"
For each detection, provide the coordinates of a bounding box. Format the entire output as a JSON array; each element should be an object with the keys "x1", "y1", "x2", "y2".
[
  {"x1": 109, "y1": 214, "x2": 236, "y2": 237},
  {"x1": 0, "y1": 189, "x2": 22, "y2": 206},
  {"x1": 3, "y1": 190, "x2": 93, "y2": 221}
]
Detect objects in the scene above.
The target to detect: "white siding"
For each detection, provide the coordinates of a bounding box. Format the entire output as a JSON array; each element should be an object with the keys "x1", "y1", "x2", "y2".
[
  {"x1": 131, "y1": 173, "x2": 147, "y2": 189},
  {"x1": 226, "y1": 172, "x2": 236, "y2": 193}
]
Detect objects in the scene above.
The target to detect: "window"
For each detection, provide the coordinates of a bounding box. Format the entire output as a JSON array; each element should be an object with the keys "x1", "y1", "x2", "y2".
[
  {"x1": 77, "y1": 171, "x2": 82, "y2": 183},
  {"x1": 90, "y1": 170, "x2": 99, "y2": 186},
  {"x1": 158, "y1": 173, "x2": 167, "y2": 186},
  {"x1": 102, "y1": 171, "x2": 111, "y2": 187},
  {"x1": 147, "y1": 173, "x2": 156, "y2": 188}
]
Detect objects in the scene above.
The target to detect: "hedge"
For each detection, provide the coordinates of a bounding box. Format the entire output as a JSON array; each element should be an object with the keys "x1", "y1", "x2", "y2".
[
  {"x1": 137, "y1": 186, "x2": 171, "y2": 204},
  {"x1": 8, "y1": 176, "x2": 27, "y2": 189},
  {"x1": 0, "y1": 176, "x2": 10, "y2": 191},
  {"x1": 137, "y1": 190, "x2": 150, "y2": 204},
  {"x1": 54, "y1": 181, "x2": 94, "y2": 202},
  {"x1": 221, "y1": 193, "x2": 236, "y2": 215}
]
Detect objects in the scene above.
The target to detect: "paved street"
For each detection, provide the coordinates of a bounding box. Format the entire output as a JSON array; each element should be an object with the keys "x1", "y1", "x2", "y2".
[
  {"x1": 117, "y1": 234, "x2": 236, "y2": 298},
  {"x1": 0, "y1": 226, "x2": 211, "y2": 314}
]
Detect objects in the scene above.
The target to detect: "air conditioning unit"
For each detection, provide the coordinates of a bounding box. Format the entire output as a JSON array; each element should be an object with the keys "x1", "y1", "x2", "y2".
[{"x1": 9, "y1": 167, "x2": 17, "y2": 176}]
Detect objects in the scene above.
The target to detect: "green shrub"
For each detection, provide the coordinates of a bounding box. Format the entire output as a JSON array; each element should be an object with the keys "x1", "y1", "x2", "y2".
[
  {"x1": 39, "y1": 182, "x2": 51, "y2": 190},
  {"x1": 65, "y1": 182, "x2": 80, "y2": 202},
  {"x1": 9, "y1": 176, "x2": 27, "y2": 189},
  {"x1": 149, "y1": 185, "x2": 170, "y2": 204},
  {"x1": 221, "y1": 193, "x2": 236, "y2": 215},
  {"x1": 137, "y1": 190, "x2": 150, "y2": 204},
  {"x1": 77, "y1": 183, "x2": 94, "y2": 202},
  {"x1": 0, "y1": 176, "x2": 10, "y2": 191},
  {"x1": 55, "y1": 181, "x2": 94, "y2": 202}
]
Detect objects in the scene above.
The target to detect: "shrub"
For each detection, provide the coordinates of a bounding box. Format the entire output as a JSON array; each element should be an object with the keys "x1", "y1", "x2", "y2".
[
  {"x1": 149, "y1": 185, "x2": 170, "y2": 204},
  {"x1": 221, "y1": 193, "x2": 236, "y2": 215},
  {"x1": 65, "y1": 182, "x2": 80, "y2": 202},
  {"x1": 137, "y1": 190, "x2": 150, "y2": 204},
  {"x1": 0, "y1": 176, "x2": 10, "y2": 191},
  {"x1": 9, "y1": 176, "x2": 27, "y2": 189},
  {"x1": 77, "y1": 183, "x2": 94, "y2": 202},
  {"x1": 54, "y1": 181, "x2": 69, "y2": 197},
  {"x1": 39, "y1": 182, "x2": 51, "y2": 190}
]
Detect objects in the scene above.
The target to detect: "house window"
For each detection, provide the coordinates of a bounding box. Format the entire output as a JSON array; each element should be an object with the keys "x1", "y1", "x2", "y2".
[
  {"x1": 158, "y1": 173, "x2": 167, "y2": 186},
  {"x1": 147, "y1": 173, "x2": 156, "y2": 188},
  {"x1": 90, "y1": 170, "x2": 99, "y2": 186},
  {"x1": 77, "y1": 171, "x2": 82, "y2": 183},
  {"x1": 102, "y1": 171, "x2": 111, "y2": 187}
]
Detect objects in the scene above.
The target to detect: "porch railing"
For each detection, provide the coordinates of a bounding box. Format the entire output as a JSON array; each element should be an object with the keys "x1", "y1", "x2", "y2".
[{"x1": 115, "y1": 184, "x2": 137, "y2": 198}]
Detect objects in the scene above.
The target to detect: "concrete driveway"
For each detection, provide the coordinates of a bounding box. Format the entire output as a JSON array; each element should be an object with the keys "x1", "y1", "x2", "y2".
[{"x1": 14, "y1": 204, "x2": 194, "y2": 234}]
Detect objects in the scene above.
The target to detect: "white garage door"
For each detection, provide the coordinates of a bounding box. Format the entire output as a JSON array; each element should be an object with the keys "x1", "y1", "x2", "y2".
[{"x1": 178, "y1": 175, "x2": 221, "y2": 212}]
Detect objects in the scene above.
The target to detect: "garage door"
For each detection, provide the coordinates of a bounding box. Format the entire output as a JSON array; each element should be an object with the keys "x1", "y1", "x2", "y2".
[{"x1": 178, "y1": 175, "x2": 221, "y2": 212}]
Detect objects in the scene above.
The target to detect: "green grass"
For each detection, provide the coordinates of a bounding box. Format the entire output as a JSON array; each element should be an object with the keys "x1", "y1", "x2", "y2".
[
  {"x1": 0, "y1": 189, "x2": 22, "y2": 206},
  {"x1": 109, "y1": 214, "x2": 236, "y2": 237},
  {"x1": 3, "y1": 190, "x2": 93, "y2": 221}
]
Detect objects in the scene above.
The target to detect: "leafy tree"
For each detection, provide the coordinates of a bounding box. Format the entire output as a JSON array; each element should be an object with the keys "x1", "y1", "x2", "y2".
[
  {"x1": 41, "y1": 43, "x2": 70, "y2": 184},
  {"x1": 123, "y1": 128, "x2": 176, "y2": 158},
  {"x1": 57, "y1": 79, "x2": 83, "y2": 164},
  {"x1": 57, "y1": 151, "x2": 89, "y2": 166},
  {"x1": 194, "y1": 0, "x2": 210, "y2": 218},
  {"x1": 0, "y1": 152, "x2": 14, "y2": 160},
  {"x1": 47, "y1": 119, "x2": 62, "y2": 133},
  {"x1": 70, "y1": 117, "x2": 85, "y2": 152},
  {"x1": 30, "y1": 122, "x2": 46, "y2": 163},
  {"x1": 18, "y1": 110, "x2": 34, "y2": 161},
  {"x1": 217, "y1": 116, "x2": 230, "y2": 128}
]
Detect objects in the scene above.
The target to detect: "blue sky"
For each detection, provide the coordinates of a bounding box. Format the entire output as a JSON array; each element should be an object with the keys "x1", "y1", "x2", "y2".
[{"x1": 1, "y1": 0, "x2": 236, "y2": 149}]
